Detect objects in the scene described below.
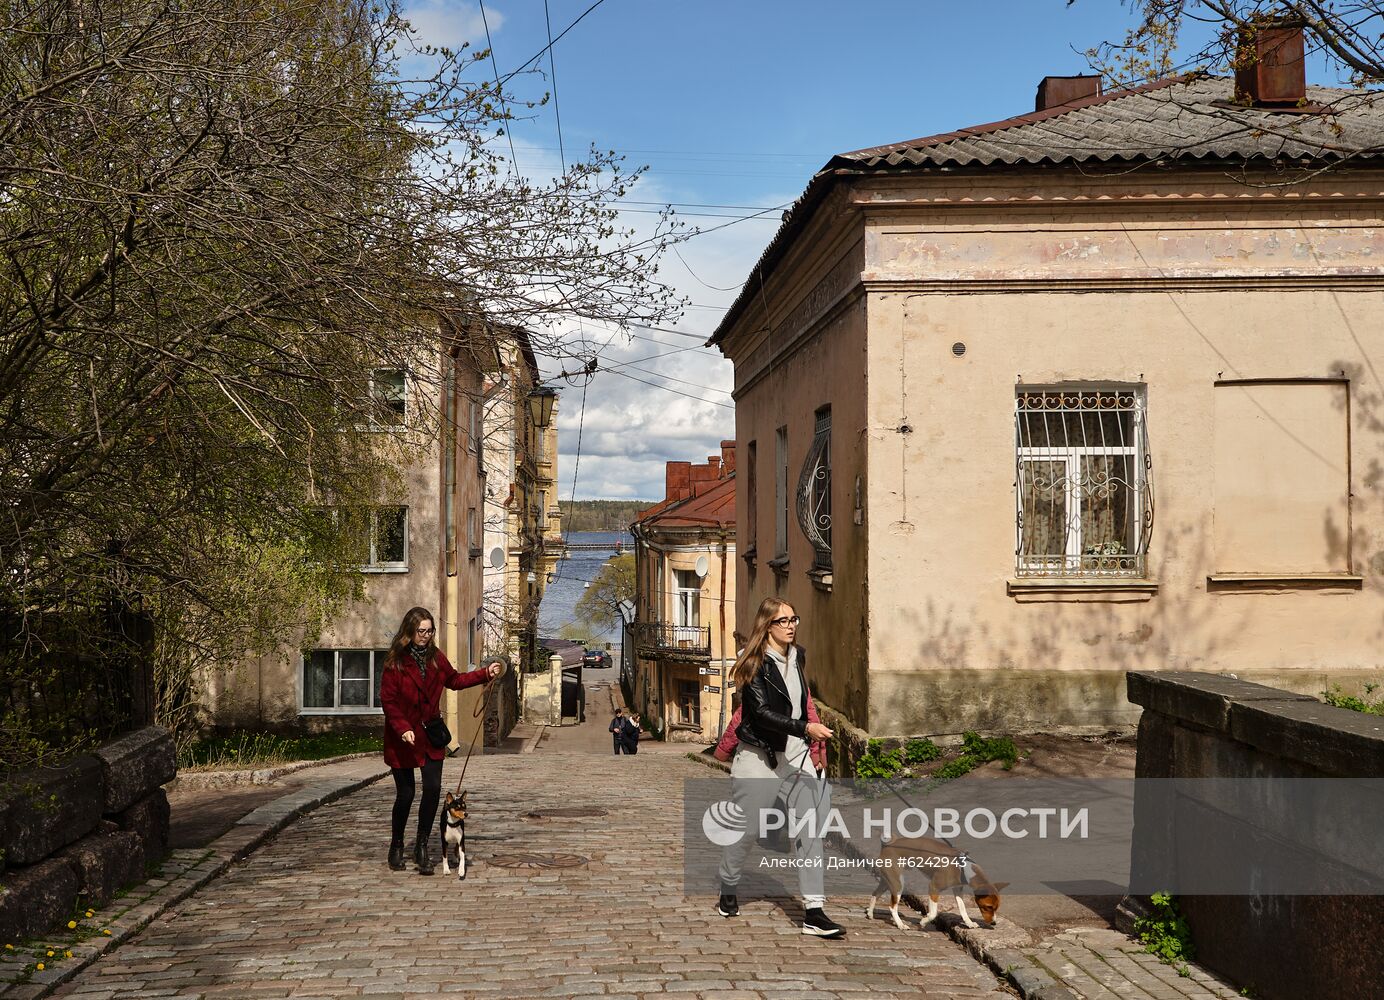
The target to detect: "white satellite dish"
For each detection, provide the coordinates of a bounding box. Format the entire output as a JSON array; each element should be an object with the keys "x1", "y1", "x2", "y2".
[
  {"x1": 488, "y1": 546, "x2": 505, "y2": 570},
  {"x1": 695, "y1": 555, "x2": 709, "y2": 578}
]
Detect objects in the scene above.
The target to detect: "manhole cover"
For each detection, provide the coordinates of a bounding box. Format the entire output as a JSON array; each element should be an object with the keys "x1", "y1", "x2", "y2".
[
  {"x1": 487, "y1": 852, "x2": 589, "y2": 869},
  {"x1": 523, "y1": 807, "x2": 608, "y2": 820}
]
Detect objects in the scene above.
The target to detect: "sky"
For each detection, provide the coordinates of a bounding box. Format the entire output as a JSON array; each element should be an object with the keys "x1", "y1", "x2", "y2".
[{"x1": 400, "y1": 0, "x2": 1179, "y2": 501}]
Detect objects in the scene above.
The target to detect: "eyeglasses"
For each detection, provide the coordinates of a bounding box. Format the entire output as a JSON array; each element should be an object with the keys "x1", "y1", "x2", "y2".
[
  {"x1": 415, "y1": 627, "x2": 435, "y2": 636},
  {"x1": 770, "y1": 616, "x2": 801, "y2": 627}
]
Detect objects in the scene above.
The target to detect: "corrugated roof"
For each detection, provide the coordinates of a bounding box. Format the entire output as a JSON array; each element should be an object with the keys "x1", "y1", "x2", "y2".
[
  {"x1": 832, "y1": 77, "x2": 1384, "y2": 169},
  {"x1": 708, "y1": 75, "x2": 1384, "y2": 348}
]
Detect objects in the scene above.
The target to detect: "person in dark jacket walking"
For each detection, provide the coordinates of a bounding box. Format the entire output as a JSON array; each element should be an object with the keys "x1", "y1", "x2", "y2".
[
  {"x1": 379, "y1": 606, "x2": 501, "y2": 875},
  {"x1": 716, "y1": 597, "x2": 842, "y2": 937},
  {"x1": 609, "y1": 707, "x2": 627, "y2": 755},
  {"x1": 621, "y1": 712, "x2": 641, "y2": 754}
]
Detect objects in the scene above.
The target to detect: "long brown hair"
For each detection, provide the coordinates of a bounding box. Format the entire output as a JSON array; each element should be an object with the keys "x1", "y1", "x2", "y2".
[
  {"x1": 731, "y1": 597, "x2": 796, "y2": 690},
  {"x1": 384, "y1": 606, "x2": 437, "y2": 671}
]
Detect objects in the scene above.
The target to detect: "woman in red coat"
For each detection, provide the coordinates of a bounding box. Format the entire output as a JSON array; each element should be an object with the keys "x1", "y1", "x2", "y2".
[{"x1": 379, "y1": 606, "x2": 500, "y2": 875}]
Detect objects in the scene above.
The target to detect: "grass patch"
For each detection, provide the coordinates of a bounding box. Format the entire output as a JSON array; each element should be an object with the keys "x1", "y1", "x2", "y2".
[
  {"x1": 1321, "y1": 682, "x2": 1384, "y2": 716},
  {"x1": 178, "y1": 731, "x2": 381, "y2": 770},
  {"x1": 852, "y1": 731, "x2": 1020, "y2": 784}
]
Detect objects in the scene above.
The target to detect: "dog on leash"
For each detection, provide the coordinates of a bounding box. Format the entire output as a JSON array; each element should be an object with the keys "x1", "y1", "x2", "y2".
[
  {"x1": 865, "y1": 835, "x2": 1007, "y2": 930},
  {"x1": 439, "y1": 791, "x2": 468, "y2": 879}
]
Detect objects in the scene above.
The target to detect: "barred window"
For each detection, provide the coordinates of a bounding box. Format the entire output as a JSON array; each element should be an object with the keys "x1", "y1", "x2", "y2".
[
  {"x1": 796, "y1": 406, "x2": 832, "y2": 570},
  {"x1": 1015, "y1": 387, "x2": 1152, "y2": 577}
]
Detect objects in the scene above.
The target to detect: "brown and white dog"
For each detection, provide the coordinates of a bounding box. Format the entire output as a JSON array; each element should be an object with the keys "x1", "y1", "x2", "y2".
[
  {"x1": 439, "y1": 791, "x2": 467, "y2": 879},
  {"x1": 865, "y1": 835, "x2": 1007, "y2": 930}
]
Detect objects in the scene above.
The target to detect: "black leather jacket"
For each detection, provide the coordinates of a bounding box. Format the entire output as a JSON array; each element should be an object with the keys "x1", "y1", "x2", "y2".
[{"x1": 736, "y1": 645, "x2": 809, "y2": 755}]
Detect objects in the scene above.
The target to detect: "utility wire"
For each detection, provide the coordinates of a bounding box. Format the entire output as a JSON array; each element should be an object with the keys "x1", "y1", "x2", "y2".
[
  {"x1": 603, "y1": 368, "x2": 734, "y2": 410},
  {"x1": 542, "y1": 0, "x2": 566, "y2": 173},
  {"x1": 675, "y1": 247, "x2": 744, "y2": 292},
  {"x1": 477, "y1": 0, "x2": 518, "y2": 173},
  {"x1": 501, "y1": 0, "x2": 606, "y2": 86},
  {"x1": 600, "y1": 359, "x2": 732, "y2": 397}
]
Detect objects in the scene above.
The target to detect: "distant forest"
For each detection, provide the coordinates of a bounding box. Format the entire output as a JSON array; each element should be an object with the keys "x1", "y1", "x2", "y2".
[{"x1": 559, "y1": 499, "x2": 652, "y2": 533}]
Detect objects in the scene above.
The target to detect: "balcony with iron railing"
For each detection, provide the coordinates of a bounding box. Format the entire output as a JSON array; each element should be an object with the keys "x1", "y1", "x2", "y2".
[{"x1": 635, "y1": 621, "x2": 711, "y2": 660}]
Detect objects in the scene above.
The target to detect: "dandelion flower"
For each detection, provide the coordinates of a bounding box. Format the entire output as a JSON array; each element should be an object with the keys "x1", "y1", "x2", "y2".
[
  {"x1": 45, "y1": 950, "x2": 53, "y2": 957},
  {"x1": 36, "y1": 963, "x2": 44, "y2": 971},
  {"x1": 4, "y1": 943, "x2": 12, "y2": 950},
  {"x1": 67, "y1": 921, "x2": 76, "y2": 929},
  {"x1": 102, "y1": 929, "x2": 111, "y2": 936},
  {"x1": 84, "y1": 910, "x2": 93, "y2": 918},
  {"x1": 65, "y1": 950, "x2": 72, "y2": 958}
]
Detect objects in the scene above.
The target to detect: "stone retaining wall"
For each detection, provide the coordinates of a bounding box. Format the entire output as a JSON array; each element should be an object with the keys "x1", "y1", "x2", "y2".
[
  {"x1": 0, "y1": 726, "x2": 174, "y2": 945},
  {"x1": 1123, "y1": 671, "x2": 1384, "y2": 1000}
]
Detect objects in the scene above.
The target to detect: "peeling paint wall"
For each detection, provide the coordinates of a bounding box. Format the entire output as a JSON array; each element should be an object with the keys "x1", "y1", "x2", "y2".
[{"x1": 863, "y1": 170, "x2": 1384, "y2": 735}]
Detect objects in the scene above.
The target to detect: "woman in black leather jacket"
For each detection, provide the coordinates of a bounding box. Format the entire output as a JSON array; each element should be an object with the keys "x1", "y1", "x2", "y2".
[{"x1": 715, "y1": 597, "x2": 843, "y2": 937}]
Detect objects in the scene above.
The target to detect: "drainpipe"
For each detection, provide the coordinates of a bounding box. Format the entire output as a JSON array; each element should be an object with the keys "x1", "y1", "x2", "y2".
[{"x1": 717, "y1": 529, "x2": 729, "y2": 740}]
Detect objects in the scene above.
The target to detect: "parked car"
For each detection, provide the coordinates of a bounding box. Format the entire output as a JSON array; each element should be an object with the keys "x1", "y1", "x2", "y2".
[{"x1": 582, "y1": 648, "x2": 611, "y2": 669}]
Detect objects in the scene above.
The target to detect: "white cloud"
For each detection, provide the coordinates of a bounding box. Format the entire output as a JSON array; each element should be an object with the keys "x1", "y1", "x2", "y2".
[
  {"x1": 537, "y1": 185, "x2": 799, "y2": 499},
  {"x1": 402, "y1": 0, "x2": 498, "y2": 50}
]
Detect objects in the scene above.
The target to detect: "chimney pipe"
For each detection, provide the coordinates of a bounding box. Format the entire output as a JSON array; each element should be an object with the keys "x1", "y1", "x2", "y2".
[
  {"x1": 1035, "y1": 75, "x2": 1102, "y2": 112},
  {"x1": 1235, "y1": 19, "x2": 1306, "y2": 106}
]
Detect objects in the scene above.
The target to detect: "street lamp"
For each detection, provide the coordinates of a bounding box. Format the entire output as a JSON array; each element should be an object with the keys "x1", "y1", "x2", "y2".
[{"x1": 527, "y1": 386, "x2": 557, "y2": 429}]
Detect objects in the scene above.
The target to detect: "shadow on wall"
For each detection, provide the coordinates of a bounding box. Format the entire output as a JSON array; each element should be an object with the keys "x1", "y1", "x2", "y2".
[{"x1": 866, "y1": 506, "x2": 1384, "y2": 736}]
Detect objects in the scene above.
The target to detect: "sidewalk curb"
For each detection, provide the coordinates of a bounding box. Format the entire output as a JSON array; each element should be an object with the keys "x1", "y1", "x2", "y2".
[
  {"x1": 165, "y1": 751, "x2": 379, "y2": 792},
  {"x1": 685, "y1": 751, "x2": 730, "y2": 774},
  {"x1": 822, "y1": 831, "x2": 1076, "y2": 1000},
  {"x1": 1, "y1": 766, "x2": 388, "y2": 1000},
  {"x1": 946, "y1": 927, "x2": 1080, "y2": 1000}
]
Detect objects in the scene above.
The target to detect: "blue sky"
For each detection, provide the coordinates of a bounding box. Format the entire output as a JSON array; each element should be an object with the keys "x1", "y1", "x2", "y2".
[{"x1": 402, "y1": 1, "x2": 1171, "y2": 500}]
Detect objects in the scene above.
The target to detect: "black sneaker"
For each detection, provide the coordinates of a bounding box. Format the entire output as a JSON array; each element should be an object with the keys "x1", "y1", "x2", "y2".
[
  {"x1": 716, "y1": 893, "x2": 739, "y2": 917},
  {"x1": 801, "y1": 907, "x2": 845, "y2": 938}
]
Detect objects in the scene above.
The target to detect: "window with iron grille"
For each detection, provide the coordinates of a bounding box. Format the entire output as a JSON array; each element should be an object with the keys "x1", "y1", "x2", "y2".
[
  {"x1": 1015, "y1": 386, "x2": 1152, "y2": 577},
  {"x1": 796, "y1": 406, "x2": 832, "y2": 570}
]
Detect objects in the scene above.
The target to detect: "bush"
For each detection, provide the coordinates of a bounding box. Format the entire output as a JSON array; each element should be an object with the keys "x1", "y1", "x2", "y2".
[
  {"x1": 1134, "y1": 891, "x2": 1196, "y2": 967},
  {"x1": 903, "y1": 738, "x2": 942, "y2": 764},
  {"x1": 1322, "y1": 682, "x2": 1384, "y2": 716},
  {"x1": 855, "y1": 738, "x2": 905, "y2": 781}
]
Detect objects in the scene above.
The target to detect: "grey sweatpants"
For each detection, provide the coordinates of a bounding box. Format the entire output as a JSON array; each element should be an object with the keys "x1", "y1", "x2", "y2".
[{"x1": 717, "y1": 743, "x2": 831, "y2": 909}]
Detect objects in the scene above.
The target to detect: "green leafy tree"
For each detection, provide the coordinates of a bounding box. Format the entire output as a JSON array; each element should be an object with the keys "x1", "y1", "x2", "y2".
[
  {"x1": 0, "y1": 0, "x2": 679, "y2": 765},
  {"x1": 573, "y1": 554, "x2": 634, "y2": 634}
]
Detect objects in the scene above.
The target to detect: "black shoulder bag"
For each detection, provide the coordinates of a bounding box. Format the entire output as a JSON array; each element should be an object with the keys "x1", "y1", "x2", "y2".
[{"x1": 424, "y1": 716, "x2": 452, "y2": 748}]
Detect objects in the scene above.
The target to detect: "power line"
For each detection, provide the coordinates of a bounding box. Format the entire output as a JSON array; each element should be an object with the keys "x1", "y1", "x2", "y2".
[
  {"x1": 542, "y1": 0, "x2": 566, "y2": 174},
  {"x1": 477, "y1": 0, "x2": 518, "y2": 173},
  {"x1": 598, "y1": 358, "x2": 732, "y2": 397},
  {"x1": 501, "y1": 0, "x2": 607, "y2": 86},
  {"x1": 619, "y1": 208, "x2": 782, "y2": 220},
  {"x1": 675, "y1": 247, "x2": 744, "y2": 292},
  {"x1": 602, "y1": 368, "x2": 734, "y2": 410}
]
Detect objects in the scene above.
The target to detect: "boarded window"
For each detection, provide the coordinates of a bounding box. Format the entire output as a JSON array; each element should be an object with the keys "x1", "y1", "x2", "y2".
[{"x1": 1213, "y1": 381, "x2": 1350, "y2": 573}]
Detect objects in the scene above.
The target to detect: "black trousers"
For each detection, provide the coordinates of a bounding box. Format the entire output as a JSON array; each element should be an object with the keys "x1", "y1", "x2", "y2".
[{"x1": 390, "y1": 756, "x2": 443, "y2": 844}]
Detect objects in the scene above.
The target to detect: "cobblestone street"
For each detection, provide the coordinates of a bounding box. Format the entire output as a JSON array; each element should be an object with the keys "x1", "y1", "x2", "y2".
[{"x1": 49, "y1": 752, "x2": 1012, "y2": 1000}]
